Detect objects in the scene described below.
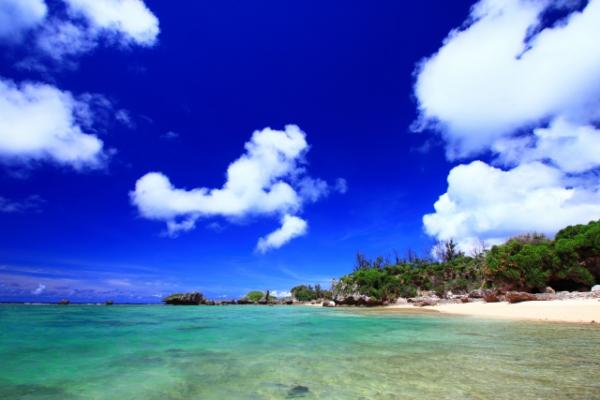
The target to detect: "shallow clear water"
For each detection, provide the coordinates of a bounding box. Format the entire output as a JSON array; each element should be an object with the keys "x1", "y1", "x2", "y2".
[{"x1": 0, "y1": 305, "x2": 599, "y2": 399}]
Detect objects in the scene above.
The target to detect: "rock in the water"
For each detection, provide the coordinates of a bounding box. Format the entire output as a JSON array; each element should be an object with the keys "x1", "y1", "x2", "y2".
[
  {"x1": 592, "y1": 285, "x2": 600, "y2": 293},
  {"x1": 57, "y1": 299, "x2": 70, "y2": 305},
  {"x1": 105, "y1": 300, "x2": 114, "y2": 305},
  {"x1": 287, "y1": 385, "x2": 309, "y2": 398},
  {"x1": 506, "y1": 291, "x2": 537, "y2": 304},
  {"x1": 322, "y1": 300, "x2": 336, "y2": 307},
  {"x1": 163, "y1": 292, "x2": 204, "y2": 305}
]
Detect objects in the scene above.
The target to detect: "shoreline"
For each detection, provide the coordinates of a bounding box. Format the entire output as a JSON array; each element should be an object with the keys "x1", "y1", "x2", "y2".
[
  {"x1": 4, "y1": 298, "x2": 600, "y2": 324},
  {"x1": 384, "y1": 299, "x2": 600, "y2": 324}
]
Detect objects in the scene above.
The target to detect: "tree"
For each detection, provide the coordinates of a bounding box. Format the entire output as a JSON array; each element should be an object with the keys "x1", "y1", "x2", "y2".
[
  {"x1": 354, "y1": 252, "x2": 371, "y2": 271},
  {"x1": 245, "y1": 291, "x2": 264, "y2": 302},
  {"x1": 433, "y1": 239, "x2": 463, "y2": 262}
]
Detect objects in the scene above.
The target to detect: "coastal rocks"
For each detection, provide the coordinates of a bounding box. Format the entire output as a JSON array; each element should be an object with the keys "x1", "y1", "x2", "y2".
[
  {"x1": 545, "y1": 286, "x2": 556, "y2": 294},
  {"x1": 592, "y1": 285, "x2": 600, "y2": 293},
  {"x1": 506, "y1": 291, "x2": 537, "y2": 304},
  {"x1": 446, "y1": 293, "x2": 470, "y2": 303},
  {"x1": 395, "y1": 297, "x2": 408, "y2": 305},
  {"x1": 409, "y1": 296, "x2": 440, "y2": 307},
  {"x1": 483, "y1": 292, "x2": 500, "y2": 303},
  {"x1": 322, "y1": 300, "x2": 336, "y2": 307},
  {"x1": 105, "y1": 301, "x2": 114, "y2": 305},
  {"x1": 554, "y1": 290, "x2": 600, "y2": 300},
  {"x1": 333, "y1": 293, "x2": 383, "y2": 306},
  {"x1": 163, "y1": 292, "x2": 205, "y2": 305},
  {"x1": 468, "y1": 289, "x2": 486, "y2": 299},
  {"x1": 534, "y1": 293, "x2": 556, "y2": 301},
  {"x1": 57, "y1": 299, "x2": 70, "y2": 305}
]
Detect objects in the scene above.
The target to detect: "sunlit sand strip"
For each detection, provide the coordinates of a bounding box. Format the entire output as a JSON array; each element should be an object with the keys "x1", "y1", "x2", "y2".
[{"x1": 386, "y1": 299, "x2": 600, "y2": 324}]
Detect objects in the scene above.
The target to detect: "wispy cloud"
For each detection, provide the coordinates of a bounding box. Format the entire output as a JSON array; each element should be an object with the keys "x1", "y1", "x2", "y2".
[
  {"x1": 32, "y1": 283, "x2": 46, "y2": 295},
  {"x1": 0, "y1": 195, "x2": 44, "y2": 213},
  {"x1": 161, "y1": 131, "x2": 180, "y2": 140}
]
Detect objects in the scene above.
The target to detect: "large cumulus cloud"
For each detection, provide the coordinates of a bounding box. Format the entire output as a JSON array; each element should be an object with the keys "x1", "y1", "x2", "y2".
[
  {"x1": 131, "y1": 126, "x2": 343, "y2": 252},
  {"x1": 414, "y1": 0, "x2": 600, "y2": 251}
]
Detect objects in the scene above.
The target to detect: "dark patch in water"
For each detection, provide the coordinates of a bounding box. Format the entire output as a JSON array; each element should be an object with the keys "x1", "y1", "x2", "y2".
[
  {"x1": 176, "y1": 324, "x2": 215, "y2": 331},
  {"x1": 166, "y1": 348, "x2": 185, "y2": 354},
  {"x1": 0, "y1": 383, "x2": 79, "y2": 399},
  {"x1": 287, "y1": 385, "x2": 310, "y2": 398}
]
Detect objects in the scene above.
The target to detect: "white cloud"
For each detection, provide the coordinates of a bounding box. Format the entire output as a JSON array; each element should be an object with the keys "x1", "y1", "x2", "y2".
[
  {"x1": 0, "y1": 195, "x2": 44, "y2": 213},
  {"x1": 415, "y1": 0, "x2": 600, "y2": 250},
  {"x1": 298, "y1": 177, "x2": 329, "y2": 202},
  {"x1": 494, "y1": 117, "x2": 600, "y2": 174},
  {"x1": 161, "y1": 131, "x2": 180, "y2": 140},
  {"x1": 0, "y1": 77, "x2": 106, "y2": 168},
  {"x1": 414, "y1": 0, "x2": 600, "y2": 159},
  {"x1": 334, "y1": 177, "x2": 348, "y2": 194},
  {"x1": 132, "y1": 126, "x2": 337, "y2": 248},
  {"x1": 423, "y1": 161, "x2": 600, "y2": 253},
  {"x1": 32, "y1": 283, "x2": 46, "y2": 295},
  {"x1": 270, "y1": 290, "x2": 292, "y2": 298},
  {"x1": 34, "y1": 19, "x2": 97, "y2": 65},
  {"x1": 63, "y1": 0, "x2": 159, "y2": 46},
  {"x1": 115, "y1": 109, "x2": 134, "y2": 128},
  {"x1": 256, "y1": 214, "x2": 308, "y2": 253},
  {"x1": 0, "y1": 0, "x2": 47, "y2": 42},
  {"x1": 3, "y1": 0, "x2": 159, "y2": 67}
]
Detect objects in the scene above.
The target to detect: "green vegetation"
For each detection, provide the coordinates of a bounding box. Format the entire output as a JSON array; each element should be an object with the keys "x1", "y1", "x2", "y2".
[
  {"x1": 163, "y1": 293, "x2": 185, "y2": 302},
  {"x1": 333, "y1": 220, "x2": 600, "y2": 302},
  {"x1": 291, "y1": 284, "x2": 332, "y2": 301},
  {"x1": 245, "y1": 291, "x2": 265, "y2": 302}
]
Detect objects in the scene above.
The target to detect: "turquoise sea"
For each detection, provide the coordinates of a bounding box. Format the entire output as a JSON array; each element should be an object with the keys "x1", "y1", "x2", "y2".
[{"x1": 1, "y1": 305, "x2": 599, "y2": 399}]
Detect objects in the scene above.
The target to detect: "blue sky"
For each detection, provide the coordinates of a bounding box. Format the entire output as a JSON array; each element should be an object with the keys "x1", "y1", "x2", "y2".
[{"x1": 1, "y1": 0, "x2": 599, "y2": 302}]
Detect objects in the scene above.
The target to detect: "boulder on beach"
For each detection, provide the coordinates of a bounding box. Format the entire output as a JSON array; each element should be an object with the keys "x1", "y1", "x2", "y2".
[
  {"x1": 322, "y1": 300, "x2": 336, "y2": 307},
  {"x1": 592, "y1": 285, "x2": 600, "y2": 293},
  {"x1": 163, "y1": 292, "x2": 205, "y2": 305},
  {"x1": 483, "y1": 292, "x2": 500, "y2": 303},
  {"x1": 468, "y1": 289, "x2": 485, "y2": 299},
  {"x1": 506, "y1": 291, "x2": 537, "y2": 304},
  {"x1": 409, "y1": 296, "x2": 439, "y2": 307}
]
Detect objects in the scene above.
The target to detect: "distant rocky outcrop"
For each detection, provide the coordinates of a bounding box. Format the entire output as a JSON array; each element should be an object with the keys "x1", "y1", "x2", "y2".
[
  {"x1": 105, "y1": 300, "x2": 114, "y2": 305},
  {"x1": 163, "y1": 292, "x2": 205, "y2": 305},
  {"x1": 57, "y1": 299, "x2": 70, "y2": 305}
]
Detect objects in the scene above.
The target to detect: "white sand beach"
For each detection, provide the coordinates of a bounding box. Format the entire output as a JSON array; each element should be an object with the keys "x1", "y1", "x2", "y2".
[{"x1": 387, "y1": 299, "x2": 600, "y2": 323}]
